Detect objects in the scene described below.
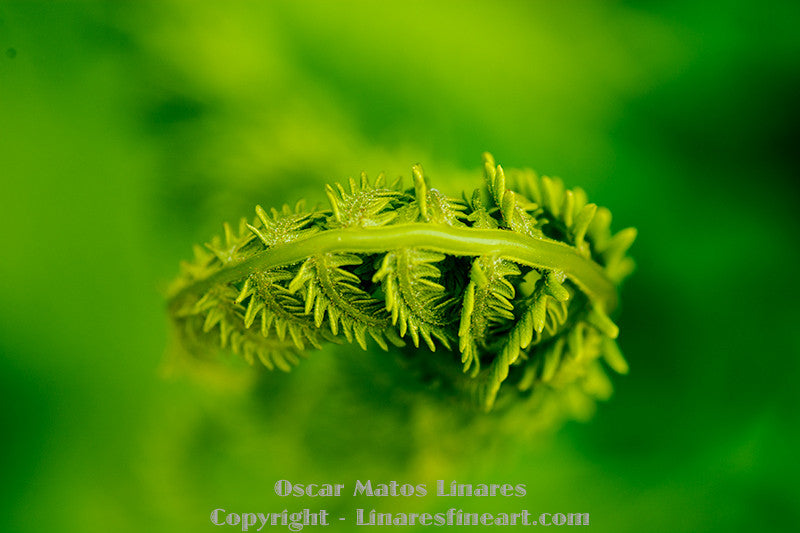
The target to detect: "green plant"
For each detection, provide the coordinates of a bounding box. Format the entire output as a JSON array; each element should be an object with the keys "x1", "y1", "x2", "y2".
[{"x1": 167, "y1": 153, "x2": 635, "y2": 411}]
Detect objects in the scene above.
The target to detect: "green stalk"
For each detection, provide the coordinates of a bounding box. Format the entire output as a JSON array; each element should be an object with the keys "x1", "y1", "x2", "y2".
[{"x1": 169, "y1": 223, "x2": 617, "y2": 312}]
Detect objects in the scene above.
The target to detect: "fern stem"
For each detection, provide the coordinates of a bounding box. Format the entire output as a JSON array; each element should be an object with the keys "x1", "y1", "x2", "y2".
[{"x1": 169, "y1": 223, "x2": 617, "y2": 312}]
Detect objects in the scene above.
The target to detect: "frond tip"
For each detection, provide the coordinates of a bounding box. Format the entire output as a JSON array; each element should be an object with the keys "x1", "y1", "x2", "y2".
[{"x1": 167, "y1": 153, "x2": 635, "y2": 416}]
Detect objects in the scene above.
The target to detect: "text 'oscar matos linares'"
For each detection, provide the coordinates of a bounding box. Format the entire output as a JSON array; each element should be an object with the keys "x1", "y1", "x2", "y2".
[{"x1": 274, "y1": 480, "x2": 527, "y2": 498}]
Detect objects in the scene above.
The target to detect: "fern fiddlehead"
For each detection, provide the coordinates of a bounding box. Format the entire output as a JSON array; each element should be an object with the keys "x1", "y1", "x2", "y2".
[{"x1": 167, "y1": 153, "x2": 635, "y2": 411}]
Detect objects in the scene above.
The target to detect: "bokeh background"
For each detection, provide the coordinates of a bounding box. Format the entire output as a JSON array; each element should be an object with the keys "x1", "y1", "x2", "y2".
[{"x1": 1, "y1": 1, "x2": 798, "y2": 531}]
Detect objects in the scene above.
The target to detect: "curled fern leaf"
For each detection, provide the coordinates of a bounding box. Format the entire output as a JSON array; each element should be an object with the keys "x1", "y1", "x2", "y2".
[
  {"x1": 373, "y1": 248, "x2": 454, "y2": 351},
  {"x1": 167, "y1": 154, "x2": 635, "y2": 413}
]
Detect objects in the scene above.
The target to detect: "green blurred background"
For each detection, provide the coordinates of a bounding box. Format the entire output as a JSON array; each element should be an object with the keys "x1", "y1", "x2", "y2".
[{"x1": 1, "y1": 1, "x2": 798, "y2": 531}]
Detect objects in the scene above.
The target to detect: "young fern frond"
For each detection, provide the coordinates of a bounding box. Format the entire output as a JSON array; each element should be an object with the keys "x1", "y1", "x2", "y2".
[
  {"x1": 288, "y1": 252, "x2": 399, "y2": 351},
  {"x1": 167, "y1": 153, "x2": 635, "y2": 412},
  {"x1": 373, "y1": 248, "x2": 455, "y2": 352}
]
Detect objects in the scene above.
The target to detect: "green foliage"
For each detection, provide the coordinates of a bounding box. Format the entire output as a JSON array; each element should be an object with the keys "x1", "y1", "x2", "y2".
[{"x1": 168, "y1": 153, "x2": 635, "y2": 411}]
